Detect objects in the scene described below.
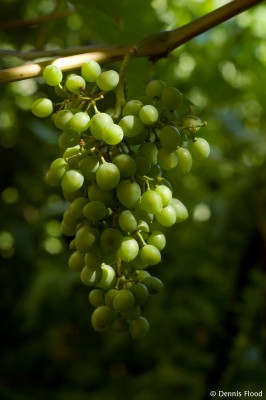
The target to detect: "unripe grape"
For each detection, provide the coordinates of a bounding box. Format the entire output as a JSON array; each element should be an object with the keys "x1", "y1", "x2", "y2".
[
  {"x1": 157, "y1": 148, "x2": 178, "y2": 170},
  {"x1": 88, "y1": 288, "x2": 105, "y2": 307},
  {"x1": 147, "y1": 230, "x2": 166, "y2": 250},
  {"x1": 96, "y1": 162, "x2": 120, "y2": 190},
  {"x1": 78, "y1": 156, "x2": 100, "y2": 182},
  {"x1": 129, "y1": 283, "x2": 148, "y2": 306},
  {"x1": 32, "y1": 98, "x2": 53, "y2": 118},
  {"x1": 96, "y1": 70, "x2": 119, "y2": 91},
  {"x1": 117, "y1": 237, "x2": 139, "y2": 262},
  {"x1": 162, "y1": 86, "x2": 183, "y2": 111},
  {"x1": 140, "y1": 190, "x2": 163, "y2": 215},
  {"x1": 139, "y1": 244, "x2": 161, "y2": 265},
  {"x1": 65, "y1": 74, "x2": 86, "y2": 93},
  {"x1": 119, "y1": 115, "x2": 144, "y2": 137},
  {"x1": 80, "y1": 265, "x2": 103, "y2": 286},
  {"x1": 139, "y1": 105, "x2": 159, "y2": 125},
  {"x1": 88, "y1": 182, "x2": 114, "y2": 206},
  {"x1": 68, "y1": 250, "x2": 84, "y2": 271},
  {"x1": 188, "y1": 138, "x2": 210, "y2": 160},
  {"x1": 97, "y1": 264, "x2": 116, "y2": 290},
  {"x1": 175, "y1": 147, "x2": 193, "y2": 175},
  {"x1": 102, "y1": 123, "x2": 124, "y2": 145},
  {"x1": 90, "y1": 112, "x2": 114, "y2": 140},
  {"x1": 105, "y1": 288, "x2": 117, "y2": 308},
  {"x1": 155, "y1": 185, "x2": 172, "y2": 207},
  {"x1": 91, "y1": 305, "x2": 115, "y2": 331},
  {"x1": 116, "y1": 180, "x2": 141, "y2": 209},
  {"x1": 122, "y1": 100, "x2": 143, "y2": 117},
  {"x1": 113, "y1": 289, "x2": 135, "y2": 313},
  {"x1": 83, "y1": 200, "x2": 107, "y2": 221},
  {"x1": 159, "y1": 125, "x2": 181, "y2": 150},
  {"x1": 171, "y1": 198, "x2": 189, "y2": 223},
  {"x1": 53, "y1": 110, "x2": 73, "y2": 130},
  {"x1": 155, "y1": 205, "x2": 176, "y2": 227},
  {"x1": 146, "y1": 80, "x2": 167, "y2": 98},
  {"x1": 100, "y1": 228, "x2": 123, "y2": 254},
  {"x1": 81, "y1": 60, "x2": 101, "y2": 82},
  {"x1": 119, "y1": 210, "x2": 138, "y2": 233},
  {"x1": 84, "y1": 248, "x2": 103, "y2": 269},
  {"x1": 129, "y1": 317, "x2": 149, "y2": 340},
  {"x1": 75, "y1": 225, "x2": 99, "y2": 253},
  {"x1": 61, "y1": 169, "x2": 84, "y2": 193},
  {"x1": 43, "y1": 65, "x2": 62, "y2": 86},
  {"x1": 112, "y1": 154, "x2": 137, "y2": 178},
  {"x1": 58, "y1": 129, "x2": 80, "y2": 149},
  {"x1": 67, "y1": 112, "x2": 90, "y2": 133},
  {"x1": 138, "y1": 142, "x2": 158, "y2": 166},
  {"x1": 144, "y1": 276, "x2": 164, "y2": 294}
]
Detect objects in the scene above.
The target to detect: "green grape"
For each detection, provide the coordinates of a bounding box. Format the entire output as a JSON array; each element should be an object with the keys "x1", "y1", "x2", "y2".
[
  {"x1": 116, "y1": 180, "x2": 141, "y2": 209},
  {"x1": 65, "y1": 74, "x2": 86, "y2": 93},
  {"x1": 96, "y1": 70, "x2": 119, "y2": 91},
  {"x1": 162, "y1": 86, "x2": 183, "y2": 111},
  {"x1": 88, "y1": 182, "x2": 114, "y2": 206},
  {"x1": 90, "y1": 112, "x2": 114, "y2": 140},
  {"x1": 112, "y1": 154, "x2": 137, "y2": 178},
  {"x1": 61, "y1": 169, "x2": 84, "y2": 192},
  {"x1": 58, "y1": 130, "x2": 80, "y2": 149},
  {"x1": 157, "y1": 147, "x2": 178, "y2": 170},
  {"x1": 129, "y1": 317, "x2": 149, "y2": 340},
  {"x1": 100, "y1": 228, "x2": 123, "y2": 254},
  {"x1": 155, "y1": 205, "x2": 176, "y2": 227},
  {"x1": 88, "y1": 288, "x2": 105, "y2": 307},
  {"x1": 63, "y1": 187, "x2": 84, "y2": 203},
  {"x1": 139, "y1": 244, "x2": 161, "y2": 265},
  {"x1": 91, "y1": 305, "x2": 115, "y2": 331},
  {"x1": 188, "y1": 137, "x2": 210, "y2": 160},
  {"x1": 61, "y1": 220, "x2": 76, "y2": 236},
  {"x1": 69, "y1": 197, "x2": 89, "y2": 219},
  {"x1": 122, "y1": 305, "x2": 141, "y2": 320},
  {"x1": 129, "y1": 283, "x2": 148, "y2": 306},
  {"x1": 136, "y1": 269, "x2": 150, "y2": 281},
  {"x1": 143, "y1": 276, "x2": 164, "y2": 294},
  {"x1": 105, "y1": 288, "x2": 117, "y2": 308},
  {"x1": 175, "y1": 147, "x2": 193, "y2": 175},
  {"x1": 63, "y1": 145, "x2": 81, "y2": 159},
  {"x1": 159, "y1": 125, "x2": 181, "y2": 150},
  {"x1": 140, "y1": 190, "x2": 163, "y2": 215},
  {"x1": 42, "y1": 65, "x2": 62, "y2": 86},
  {"x1": 63, "y1": 208, "x2": 79, "y2": 226},
  {"x1": 81, "y1": 60, "x2": 101, "y2": 82},
  {"x1": 119, "y1": 115, "x2": 144, "y2": 137},
  {"x1": 67, "y1": 112, "x2": 90, "y2": 133},
  {"x1": 83, "y1": 200, "x2": 107, "y2": 221},
  {"x1": 155, "y1": 184, "x2": 172, "y2": 207},
  {"x1": 97, "y1": 264, "x2": 117, "y2": 290},
  {"x1": 147, "y1": 230, "x2": 166, "y2": 251},
  {"x1": 126, "y1": 128, "x2": 148, "y2": 145},
  {"x1": 113, "y1": 289, "x2": 135, "y2": 313},
  {"x1": 32, "y1": 98, "x2": 53, "y2": 118},
  {"x1": 119, "y1": 210, "x2": 137, "y2": 233},
  {"x1": 170, "y1": 198, "x2": 189, "y2": 223},
  {"x1": 46, "y1": 158, "x2": 69, "y2": 186},
  {"x1": 78, "y1": 156, "x2": 100, "y2": 182},
  {"x1": 53, "y1": 110, "x2": 73, "y2": 130},
  {"x1": 102, "y1": 123, "x2": 124, "y2": 145},
  {"x1": 181, "y1": 115, "x2": 203, "y2": 134},
  {"x1": 75, "y1": 225, "x2": 99, "y2": 253},
  {"x1": 138, "y1": 142, "x2": 158, "y2": 166},
  {"x1": 137, "y1": 220, "x2": 150, "y2": 233},
  {"x1": 122, "y1": 100, "x2": 143, "y2": 117},
  {"x1": 146, "y1": 80, "x2": 167, "y2": 98},
  {"x1": 117, "y1": 237, "x2": 139, "y2": 262},
  {"x1": 68, "y1": 250, "x2": 84, "y2": 271},
  {"x1": 84, "y1": 248, "x2": 103, "y2": 269},
  {"x1": 139, "y1": 105, "x2": 159, "y2": 125},
  {"x1": 149, "y1": 163, "x2": 162, "y2": 179},
  {"x1": 133, "y1": 155, "x2": 151, "y2": 176},
  {"x1": 80, "y1": 265, "x2": 103, "y2": 286},
  {"x1": 96, "y1": 162, "x2": 120, "y2": 190}
]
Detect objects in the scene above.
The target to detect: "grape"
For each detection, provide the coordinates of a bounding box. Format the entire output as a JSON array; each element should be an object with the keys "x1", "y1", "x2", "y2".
[
  {"x1": 122, "y1": 100, "x2": 143, "y2": 117},
  {"x1": 119, "y1": 210, "x2": 137, "y2": 233},
  {"x1": 149, "y1": 163, "x2": 162, "y2": 179},
  {"x1": 175, "y1": 147, "x2": 193, "y2": 175},
  {"x1": 91, "y1": 305, "x2": 115, "y2": 331},
  {"x1": 140, "y1": 190, "x2": 163, "y2": 215},
  {"x1": 88, "y1": 182, "x2": 114, "y2": 206},
  {"x1": 143, "y1": 276, "x2": 164, "y2": 294},
  {"x1": 155, "y1": 205, "x2": 176, "y2": 227},
  {"x1": 117, "y1": 237, "x2": 139, "y2": 262},
  {"x1": 155, "y1": 185, "x2": 172, "y2": 207},
  {"x1": 97, "y1": 264, "x2": 116, "y2": 290},
  {"x1": 75, "y1": 225, "x2": 99, "y2": 253},
  {"x1": 133, "y1": 155, "x2": 151, "y2": 176},
  {"x1": 78, "y1": 156, "x2": 100, "y2": 182},
  {"x1": 170, "y1": 198, "x2": 189, "y2": 223},
  {"x1": 68, "y1": 250, "x2": 84, "y2": 271},
  {"x1": 46, "y1": 158, "x2": 69, "y2": 186},
  {"x1": 63, "y1": 145, "x2": 81, "y2": 159},
  {"x1": 58, "y1": 130, "x2": 80, "y2": 149},
  {"x1": 112, "y1": 154, "x2": 137, "y2": 178},
  {"x1": 157, "y1": 147, "x2": 178, "y2": 170},
  {"x1": 139, "y1": 244, "x2": 161, "y2": 265},
  {"x1": 69, "y1": 197, "x2": 89, "y2": 219},
  {"x1": 88, "y1": 288, "x2": 105, "y2": 307},
  {"x1": 162, "y1": 86, "x2": 183, "y2": 111},
  {"x1": 83, "y1": 200, "x2": 107, "y2": 221},
  {"x1": 90, "y1": 113, "x2": 114, "y2": 140},
  {"x1": 61, "y1": 169, "x2": 84, "y2": 192},
  {"x1": 61, "y1": 220, "x2": 76, "y2": 236},
  {"x1": 80, "y1": 265, "x2": 103, "y2": 286},
  {"x1": 67, "y1": 112, "x2": 90, "y2": 133},
  {"x1": 181, "y1": 115, "x2": 203, "y2": 134},
  {"x1": 32, "y1": 98, "x2": 53, "y2": 118},
  {"x1": 96, "y1": 162, "x2": 120, "y2": 190},
  {"x1": 84, "y1": 248, "x2": 103, "y2": 269},
  {"x1": 129, "y1": 283, "x2": 148, "y2": 306},
  {"x1": 42, "y1": 65, "x2": 62, "y2": 86},
  {"x1": 102, "y1": 123, "x2": 124, "y2": 145},
  {"x1": 112, "y1": 318, "x2": 129, "y2": 333},
  {"x1": 138, "y1": 142, "x2": 158, "y2": 166},
  {"x1": 139, "y1": 105, "x2": 159, "y2": 125},
  {"x1": 113, "y1": 289, "x2": 135, "y2": 313},
  {"x1": 81, "y1": 60, "x2": 101, "y2": 82},
  {"x1": 53, "y1": 110, "x2": 73, "y2": 130},
  {"x1": 119, "y1": 115, "x2": 144, "y2": 137},
  {"x1": 96, "y1": 70, "x2": 119, "y2": 91},
  {"x1": 116, "y1": 180, "x2": 141, "y2": 209},
  {"x1": 159, "y1": 125, "x2": 181, "y2": 150},
  {"x1": 129, "y1": 317, "x2": 149, "y2": 339},
  {"x1": 100, "y1": 228, "x2": 123, "y2": 254},
  {"x1": 65, "y1": 74, "x2": 86, "y2": 93},
  {"x1": 122, "y1": 305, "x2": 141, "y2": 320},
  {"x1": 147, "y1": 230, "x2": 166, "y2": 250},
  {"x1": 105, "y1": 288, "x2": 117, "y2": 308},
  {"x1": 188, "y1": 137, "x2": 210, "y2": 160},
  {"x1": 146, "y1": 80, "x2": 167, "y2": 98}
]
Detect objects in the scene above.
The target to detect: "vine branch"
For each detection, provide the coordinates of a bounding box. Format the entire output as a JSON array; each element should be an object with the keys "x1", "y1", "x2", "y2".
[{"x1": 0, "y1": 0, "x2": 263, "y2": 84}]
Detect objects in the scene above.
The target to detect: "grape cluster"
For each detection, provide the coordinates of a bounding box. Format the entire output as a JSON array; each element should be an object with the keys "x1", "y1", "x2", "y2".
[{"x1": 32, "y1": 61, "x2": 209, "y2": 339}]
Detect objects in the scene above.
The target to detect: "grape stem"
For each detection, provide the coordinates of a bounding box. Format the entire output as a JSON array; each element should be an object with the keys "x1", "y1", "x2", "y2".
[{"x1": 0, "y1": 0, "x2": 263, "y2": 84}]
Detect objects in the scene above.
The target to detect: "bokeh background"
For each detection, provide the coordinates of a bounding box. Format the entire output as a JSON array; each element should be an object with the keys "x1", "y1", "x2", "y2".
[{"x1": 0, "y1": 1, "x2": 265, "y2": 399}]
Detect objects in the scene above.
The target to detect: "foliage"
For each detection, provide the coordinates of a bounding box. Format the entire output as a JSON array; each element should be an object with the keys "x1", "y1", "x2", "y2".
[{"x1": 0, "y1": 1, "x2": 266, "y2": 399}]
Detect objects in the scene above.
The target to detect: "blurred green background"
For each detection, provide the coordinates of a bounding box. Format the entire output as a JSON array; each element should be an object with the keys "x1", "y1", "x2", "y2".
[{"x1": 0, "y1": 1, "x2": 265, "y2": 399}]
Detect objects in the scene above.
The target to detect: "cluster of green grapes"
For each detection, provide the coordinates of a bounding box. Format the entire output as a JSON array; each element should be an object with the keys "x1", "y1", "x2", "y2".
[{"x1": 32, "y1": 60, "x2": 209, "y2": 339}]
